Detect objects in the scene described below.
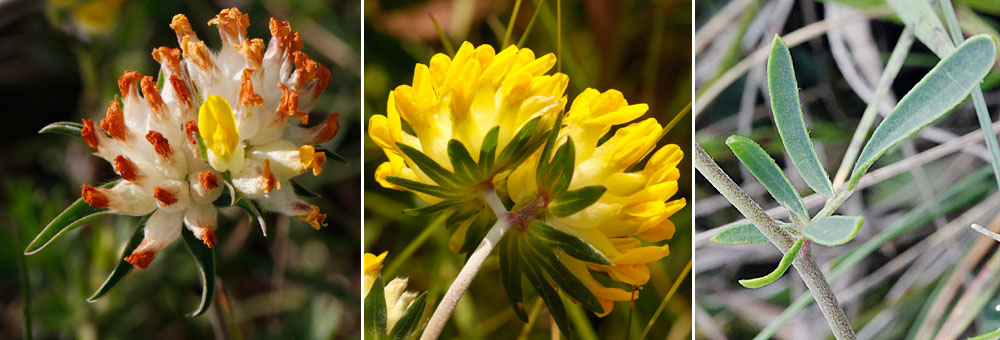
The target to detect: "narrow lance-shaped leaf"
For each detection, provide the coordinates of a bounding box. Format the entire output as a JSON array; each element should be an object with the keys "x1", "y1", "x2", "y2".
[
  {"x1": 478, "y1": 126, "x2": 499, "y2": 175},
  {"x1": 536, "y1": 112, "x2": 565, "y2": 185},
  {"x1": 38, "y1": 121, "x2": 84, "y2": 137},
  {"x1": 738, "y1": 238, "x2": 804, "y2": 289},
  {"x1": 447, "y1": 139, "x2": 480, "y2": 183},
  {"x1": 289, "y1": 180, "x2": 320, "y2": 198},
  {"x1": 385, "y1": 176, "x2": 457, "y2": 199},
  {"x1": 397, "y1": 143, "x2": 458, "y2": 189},
  {"x1": 768, "y1": 35, "x2": 835, "y2": 198},
  {"x1": 497, "y1": 117, "x2": 542, "y2": 168},
  {"x1": 524, "y1": 237, "x2": 604, "y2": 314},
  {"x1": 802, "y1": 215, "x2": 864, "y2": 247},
  {"x1": 520, "y1": 249, "x2": 571, "y2": 335},
  {"x1": 726, "y1": 135, "x2": 809, "y2": 221},
  {"x1": 389, "y1": 292, "x2": 427, "y2": 340},
  {"x1": 549, "y1": 185, "x2": 606, "y2": 217},
  {"x1": 499, "y1": 233, "x2": 528, "y2": 321},
  {"x1": 849, "y1": 35, "x2": 999, "y2": 189},
  {"x1": 543, "y1": 137, "x2": 575, "y2": 196},
  {"x1": 87, "y1": 214, "x2": 149, "y2": 302},
  {"x1": 25, "y1": 180, "x2": 120, "y2": 254},
  {"x1": 236, "y1": 199, "x2": 268, "y2": 237},
  {"x1": 180, "y1": 226, "x2": 215, "y2": 317},
  {"x1": 711, "y1": 222, "x2": 770, "y2": 245},
  {"x1": 364, "y1": 275, "x2": 388, "y2": 339},
  {"x1": 530, "y1": 221, "x2": 610, "y2": 264}
]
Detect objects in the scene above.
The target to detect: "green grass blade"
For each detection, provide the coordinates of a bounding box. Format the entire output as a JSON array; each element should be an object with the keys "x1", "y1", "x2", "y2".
[
  {"x1": 767, "y1": 35, "x2": 835, "y2": 198},
  {"x1": 180, "y1": 226, "x2": 215, "y2": 317},
  {"x1": 726, "y1": 135, "x2": 809, "y2": 221},
  {"x1": 848, "y1": 35, "x2": 998, "y2": 189},
  {"x1": 516, "y1": 0, "x2": 546, "y2": 47},
  {"x1": 87, "y1": 214, "x2": 148, "y2": 302},
  {"x1": 738, "y1": 238, "x2": 803, "y2": 289},
  {"x1": 802, "y1": 216, "x2": 864, "y2": 246},
  {"x1": 25, "y1": 180, "x2": 120, "y2": 254},
  {"x1": 428, "y1": 14, "x2": 455, "y2": 56},
  {"x1": 711, "y1": 222, "x2": 770, "y2": 245},
  {"x1": 502, "y1": 0, "x2": 523, "y2": 48}
]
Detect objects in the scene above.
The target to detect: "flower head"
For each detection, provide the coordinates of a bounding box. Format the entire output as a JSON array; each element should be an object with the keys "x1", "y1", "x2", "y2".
[
  {"x1": 508, "y1": 88, "x2": 686, "y2": 315},
  {"x1": 369, "y1": 42, "x2": 567, "y2": 199},
  {"x1": 73, "y1": 8, "x2": 339, "y2": 269}
]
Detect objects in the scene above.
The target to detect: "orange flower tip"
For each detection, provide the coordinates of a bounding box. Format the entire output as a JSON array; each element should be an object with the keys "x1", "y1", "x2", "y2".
[
  {"x1": 292, "y1": 51, "x2": 319, "y2": 89},
  {"x1": 183, "y1": 120, "x2": 200, "y2": 145},
  {"x1": 310, "y1": 150, "x2": 326, "y2": 176},
  {"x1": 239, "y1": 68, "x2": 264, "y2": 107},
  {"x1": 125, "y1": 251, "x2": 156, "y2": 269},
  {"x1": 208, "y1": 8, "x2": 249, "y2": 41},
  {"x1": 169, "y1": 75, "x2": 192, "y2": 108},
  {"x1": 140, "y1": 76, "x2": 164, "y2": 111},
  {"x1": 181, "y1": 36, "x2": 214, "y2": 71},
  {"x1": 298, "y1": 204, "x2": 327, "y2": 230},
  {"x1": 260, "y1": 159, "x2": 280, "y2": 193},
  {"x1": 236, "y1": 38, "x2": 264, "y2": 69},
  {"x1": 114, "y1": 155, "x2": 139, "y2": 181},
  {"x1": 199, "y1": 171, "x2": 219, "y2": 190},
  {"x1": 145, "y1": 130, "x2": 173, "y2": 158},
  {"x1": 81, "y1": 184, "x2": 110, "y2": 209},
  {"x1": 153, "y1": 186, "x2": 178, "y2": 206},
  {"x1": 313, "y1": 63, "x2": 331, "y2": 98},
  {"x1": 117, "y1": 70, "x2": 142, "y2": 97},
  {"x1": 201, "y1": 229, "x2": 218, "y2": 248},
  {"x1": 277, "y1": 83, "x2": 308, "y2": 124},
  {"x1": 80, "y1": 118, "x2": 99, "y2": 149},
  {"x1": 268, "y1": 18, "x2": 302, "y2": 54},
  {"x1": 169, "y1": 14, "x2": 194, "y2": 38},
  {"x1": 151, "y1": 47, "x2": 182, "y2": 75},
  {"x1": 100, "y1": 100, "x2": 126, "y2": 141},
  {"x1": 314, "y1": 113, "x2": 341, "y2": 144}
]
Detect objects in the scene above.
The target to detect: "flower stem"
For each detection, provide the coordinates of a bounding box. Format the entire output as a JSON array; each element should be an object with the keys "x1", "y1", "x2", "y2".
[
  {"x1": 420, "y1": 187, "x2": 511, "y2": 340},
  {"x1": 695, "y1": 144, "x2": 856, "y2": 339}
]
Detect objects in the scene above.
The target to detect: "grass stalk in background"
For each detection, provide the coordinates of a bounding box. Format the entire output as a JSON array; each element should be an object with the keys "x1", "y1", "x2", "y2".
[
  {"x1": 502, "y1": 0, "x2": 523, "y2": 47},
  {"x1": 939, "y1": 0, "x2": 1000, "y2": 194},
  {"x1": 639, "y1": 259, "x2": 691, "y2": 340}
]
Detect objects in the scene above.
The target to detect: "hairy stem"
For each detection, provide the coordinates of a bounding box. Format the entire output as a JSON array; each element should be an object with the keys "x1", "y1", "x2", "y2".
[
  {"x1": 420, "y1": 187, "x2": 511, "y2": 340},
  {"x1": 695, "y1": 144, "x2": 855, "y2": 339}
]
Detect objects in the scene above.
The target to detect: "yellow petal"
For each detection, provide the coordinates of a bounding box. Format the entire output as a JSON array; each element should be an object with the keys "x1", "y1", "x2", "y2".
[
  {"x1": 198, "y1": 94, "x2": 240, "y2": 160},
  {"x1": 612, "y1": 244, "x2": 669, "y2": 265}
]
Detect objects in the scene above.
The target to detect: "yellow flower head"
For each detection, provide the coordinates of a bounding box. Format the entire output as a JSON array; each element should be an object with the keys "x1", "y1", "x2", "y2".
[
  {"x1": 508, "y1": 88, "x2": 686, "y2": 316},
  {"x1": 368, "y1": 42, "x2": 568, "y2": 202}
]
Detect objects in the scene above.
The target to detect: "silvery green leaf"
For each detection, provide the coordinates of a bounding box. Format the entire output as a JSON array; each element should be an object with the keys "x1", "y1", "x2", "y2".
[
  {"x1": 849, "y1": 35, "x2": 998, "y2": 188},
  {"x1": 738, "y1": 238, "x2": 804, "y2": 289},
  {"x1": 711, "y1": 222, "x2": 769, "y2": 245},
  {"x1": 726, "y1": 135, "x2": 809, "y2": 221},
  {"x1": 768, "y1": 35, "x2": 835, "y2": 198},
  {"x1": 802, "y1": 215, "x2": 864, "y2": 246}
]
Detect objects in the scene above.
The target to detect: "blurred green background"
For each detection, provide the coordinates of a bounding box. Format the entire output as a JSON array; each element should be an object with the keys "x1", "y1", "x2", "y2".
[
  {"x1": 0, "y1": 0, "x2": 361, "y2": 339},
  {"x1": 363, "y1": 0, "x2": 692, "y2": 339}
]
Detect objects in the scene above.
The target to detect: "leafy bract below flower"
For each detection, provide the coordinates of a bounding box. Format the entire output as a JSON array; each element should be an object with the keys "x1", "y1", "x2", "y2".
[
  {"x1": 72, "y1": 8, "x2": 339, "y2": 270},
  {"x1": 367, "y1": 41, "x2": 685, "y2": 325},
  {"x1": 508, "y1": 89, "x2": 686, "y2": 315}
]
